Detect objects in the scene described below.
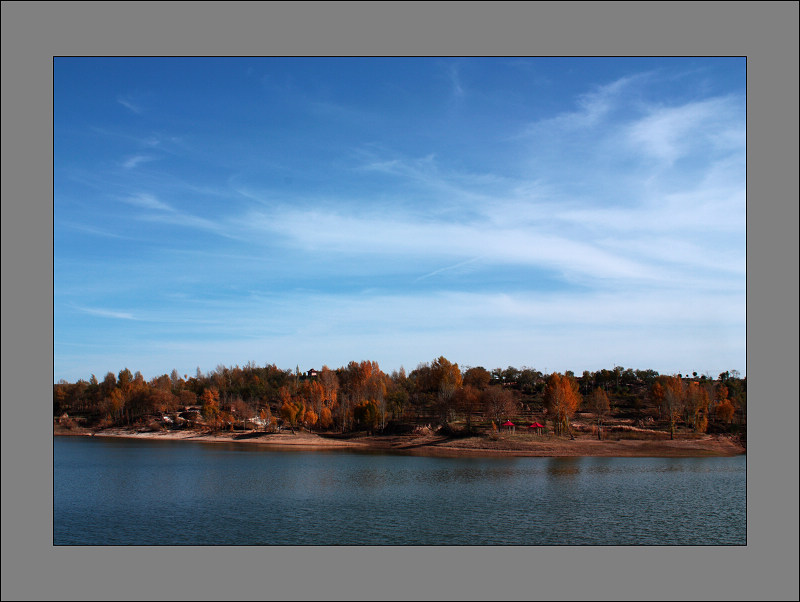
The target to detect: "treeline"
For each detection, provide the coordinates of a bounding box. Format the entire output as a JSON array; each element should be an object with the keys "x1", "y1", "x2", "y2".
[{"x1": 53, "y1": 358, "x2": 747, "y2": 437}]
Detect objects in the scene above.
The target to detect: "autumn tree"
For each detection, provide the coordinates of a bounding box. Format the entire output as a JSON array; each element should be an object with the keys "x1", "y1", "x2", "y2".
[
  {"x1": 386, "y1": 371, "x2": 410, "y2": 422},
  {"x1": 714, "y1": 383, "x2": 729, "y2": 406},
  {"x1": 431, "y1": 356, "x2": 462, "y2": 426},
  {"x1": 148, "y1": 388, "x2": 178, "y2": 415},
  {"x1": 337, "y1": 360, "x2": 385, "y2": 432},
  {"x1": 463, "y1": 366, "x2": 491, "y2": 390},
  {"x1": 259, "y1": 406, "x2": 273, "y2": 432},
  {"x1": 105, "y1": 388, "x2": 125, "y2": 425},
  {"x1": 200, "y1": 387, "x2": 221, "y2": 430},
  {"x1": 408, "y1": 363, "x2": 436, "y2": 423},
  {"x1": 481, "y1": 386, "x2": 517, "y2": 428},
  {"x1": 232, "y1": 398, "x2": 253, "y2": 430},
  {"x1": 54, "y1": 383, "x2": 68, "y2": 415},
  {"x1": 715, "y1": 399, "x2": 736, "y2": 424},
  {"x1": 318, "y1": 406, "x2": 333, "y2": 430},
  {"x1": 353, "y1": 399, "x2": 379, "y2": 432},
  {"x1": 454, "y1": 384, "x2": 481, "y2": 431},
  {"x1": 366, "y1": 370, "x2": 388, "y2": 431},
  {"x1": 588, "y1": 387, "x2": 610, "y2": 440},
  {"x1": 278, "y1": 387, "x2": 304, "y2": 433},
  {"x1": 651, "y1": 376, "x2": 685, "y2": 440},
  {"x1": 309, "y1": 379, "x2": 326, "y2": 419},
  {"x1": 544, "y1": 373, "x2": 582, "y2": 437},
  {"x1": 178, "y1": 389, "x2": 197, "y2": 408},
  {"x1": 118, "y1": 368, "x2": 133, "y2": 390},
  {"x1": 684, "y1": 381, "x2": 709, "y2": 433},
  {"x1": 303, "y1": 407, "x2": 319, "y2": 430},
  {"x1": 319, "y1": 366, "x2": 339, "y2": 407}
]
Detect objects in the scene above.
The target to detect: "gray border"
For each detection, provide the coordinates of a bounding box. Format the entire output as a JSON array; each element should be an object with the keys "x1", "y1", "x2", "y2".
[{"x1": 3, "y1": 2, "x2": 798, "y2": 600}]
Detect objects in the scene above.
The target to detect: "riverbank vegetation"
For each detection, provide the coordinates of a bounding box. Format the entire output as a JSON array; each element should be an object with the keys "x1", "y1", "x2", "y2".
[{"x1": 54, "y1": 357, "x2": 746, "y2": 448}]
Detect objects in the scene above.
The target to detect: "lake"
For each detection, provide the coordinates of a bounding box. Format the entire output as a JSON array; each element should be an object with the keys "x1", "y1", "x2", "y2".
[{"x1": 54, "y1": 436, "x2": 746, "y2": 545}]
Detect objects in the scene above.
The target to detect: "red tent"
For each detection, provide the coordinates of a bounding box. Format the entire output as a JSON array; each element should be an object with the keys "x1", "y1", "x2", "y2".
[
  {"x1": 528, "y1": 422, "x2": 545, "y2": 435},
  {"x1": 501, "y1": 420, "x2": 515, "y2": 433}
]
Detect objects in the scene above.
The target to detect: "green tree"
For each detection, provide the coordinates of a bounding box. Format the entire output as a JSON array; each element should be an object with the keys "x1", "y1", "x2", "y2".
[{"x1": 353, "y1": 399, "x2": 379, "y2": 432}]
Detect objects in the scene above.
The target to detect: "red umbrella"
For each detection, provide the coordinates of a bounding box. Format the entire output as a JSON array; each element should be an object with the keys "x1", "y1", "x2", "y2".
[
  {"x1": 501, "y1": 420, "x2": 516, "y2": 433},
  {"x1": 529, "y1": 422, "x2": 544, "y2": 428}
]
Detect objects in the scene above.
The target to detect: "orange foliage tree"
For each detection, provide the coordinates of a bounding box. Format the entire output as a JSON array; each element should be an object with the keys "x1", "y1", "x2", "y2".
[
  {"x1": 200, "y1": 387, "x2": 221, "y2": 430},
  {"x1": 544, "y1": 373, "x2": 582, "y2": 436},
  {"x1": 279, "y1": 389, "x2": 304, "y2": 432},
  {"x1": 303, "y1": 408, "x2": 319, "y2": 430},
  {"x1": 318, "y1": 406, "x2": 333, "y2": 430},
  {"x1": 715, "y1": 400, "x2": 736, "y2": 423}
]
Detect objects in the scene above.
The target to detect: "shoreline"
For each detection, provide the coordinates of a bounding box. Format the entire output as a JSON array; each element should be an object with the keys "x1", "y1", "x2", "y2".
[{"x1": 54, "y1": 426, "x2": 746, "y2": 458}]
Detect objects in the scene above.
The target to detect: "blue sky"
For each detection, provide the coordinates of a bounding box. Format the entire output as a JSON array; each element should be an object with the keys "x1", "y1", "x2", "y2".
[{"x1": 54, "y1": 57, "x2": 746, "y2": 382}]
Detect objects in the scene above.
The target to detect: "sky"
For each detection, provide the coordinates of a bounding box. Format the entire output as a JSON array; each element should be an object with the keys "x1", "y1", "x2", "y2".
[{"x1": 54, "y1": 57, "x2": 746, "y2": 382}]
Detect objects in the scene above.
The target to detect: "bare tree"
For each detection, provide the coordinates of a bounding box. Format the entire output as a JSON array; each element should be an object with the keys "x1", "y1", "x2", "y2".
[{"x1": 588, "y1": 388, "x2": 610, "y2": 440}]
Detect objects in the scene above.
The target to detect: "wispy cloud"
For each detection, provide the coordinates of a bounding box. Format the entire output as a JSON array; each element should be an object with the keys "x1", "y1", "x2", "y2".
[
  {"x1": 520, "y1": 74, "x2": 644, "y2": 136},
  {"x1": 415, "y1": 257, "x2": 483, "y2": 282},
  {"x1": 238, "y1": 205, "x2": 685, "y2": 285},
  {"x1": 448, "y1": 64, "x2": 464, "y2": 98},
  {"x1": 121, "y1": 192, "x2": 173, "y2": 211},
  {"x1": 137, "y1": 211, "x2": 236, "y2": 237},
  {"x1": 61, "y1": 222, "x2": 133, "y2": 240},
  {"x1": 77, "y1": 306, "x2": 137, "y2": 320},
  {"x1": 122, "y1": 154, "x2": 156, "y2": 169},
  {"x1": 627, "y1": 96, "x2": 745, "y2": 164},
  {"x1": 113, "y1": 192, "x2": 240, "y2": 238},
  {"x1": 117, "y1": 95, "x2": 143, "y2": 114}
]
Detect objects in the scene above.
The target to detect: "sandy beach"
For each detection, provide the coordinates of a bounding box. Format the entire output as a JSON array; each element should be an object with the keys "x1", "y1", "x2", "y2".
[{"x1": 55, "y1": 425, "x2": 746, "y2": 458}]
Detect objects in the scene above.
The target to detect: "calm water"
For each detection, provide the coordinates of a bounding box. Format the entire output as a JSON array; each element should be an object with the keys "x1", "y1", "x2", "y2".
[{"x1": 54, "y1": 437, "x2": 746, "y2": 546}]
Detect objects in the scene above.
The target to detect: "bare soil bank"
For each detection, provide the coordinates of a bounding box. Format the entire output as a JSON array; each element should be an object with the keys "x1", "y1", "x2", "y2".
[{"x1": 54, "y1": 426, "x2": 745, "y2": 458}]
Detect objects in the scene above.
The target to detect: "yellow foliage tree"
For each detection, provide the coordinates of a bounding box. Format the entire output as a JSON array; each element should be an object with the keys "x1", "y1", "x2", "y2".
[
  {"x1": 319, "y1": 406, "x2": 333, "y2": 430},
  {"x1": 303, "y1": 408, "x2": 318, "y2": 430}
]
